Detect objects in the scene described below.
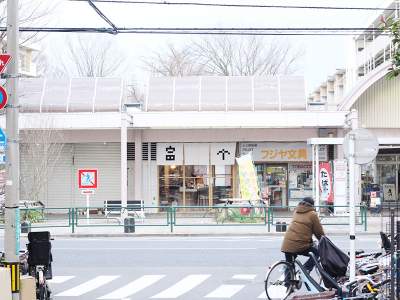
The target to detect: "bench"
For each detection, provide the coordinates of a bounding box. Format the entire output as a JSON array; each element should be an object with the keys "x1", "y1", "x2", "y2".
[{"x1": 104, "y1": 200, "x2": 145, "y2": 222}]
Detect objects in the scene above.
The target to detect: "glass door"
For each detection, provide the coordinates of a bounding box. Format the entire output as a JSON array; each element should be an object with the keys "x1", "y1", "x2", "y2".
[{"x1": 264, "y1": 164, "x2": 288, "y2": 207}]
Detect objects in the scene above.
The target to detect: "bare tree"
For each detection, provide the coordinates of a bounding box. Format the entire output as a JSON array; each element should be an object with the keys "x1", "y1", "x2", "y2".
[
  {"x1": 142, "y1": 36, "x2": 303, "y2": 76},
  {"x1": 0, "y1": 0, "x2": 58, "y2": 46},
  {"x1": 39, "y1": 34, "x2": 126, "y2": 77},
  {"x1": 20, "y1": 118, "x2": 64, "y2": 207},
  {"x1": 142, "y1": 43, "x2": 204, "y2": 76}
]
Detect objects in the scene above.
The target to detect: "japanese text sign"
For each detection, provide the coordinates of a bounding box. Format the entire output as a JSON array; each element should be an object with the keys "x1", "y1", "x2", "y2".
[
  {"x1": 319, "y1": 162, "x2": 333, "y2": 204},
  {"x1": 157, "y1": 143, "x2": 183, "y2": 165}
]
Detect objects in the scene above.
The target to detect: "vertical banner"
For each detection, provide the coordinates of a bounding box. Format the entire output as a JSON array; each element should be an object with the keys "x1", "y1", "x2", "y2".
[
  {"x1": 236, "y1": 153, "x2": 259, "y2": 202},
  {"x1": 333, "y1": 159, "x2": 348, "y2": 214},
  {"x1": 319, "y1": 162, "x2": 334, "y2": 204}
]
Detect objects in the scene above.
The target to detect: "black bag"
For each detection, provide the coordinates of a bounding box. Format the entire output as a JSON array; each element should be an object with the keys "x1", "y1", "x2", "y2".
[
  {"x1": 318, "y1": 236, "x2": 349, "y2": 278},
  {"x1": 27, "y1": 241, "x2": 52, "y2": 266}
]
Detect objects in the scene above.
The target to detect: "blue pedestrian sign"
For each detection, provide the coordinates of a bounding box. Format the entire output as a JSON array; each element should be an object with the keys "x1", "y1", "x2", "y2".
[{"x1": 0, "y1": 128, "x2": 7, "y2": 164}]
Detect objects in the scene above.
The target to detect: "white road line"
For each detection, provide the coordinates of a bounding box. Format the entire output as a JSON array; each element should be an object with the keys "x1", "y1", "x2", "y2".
[
  {"x1": 151, "y1": 274, "x2": 211, "y2": 298},
  {"x1": 232, "y1": 274, "x2": 257, "y2": 280},
  {"x1": 48, "y1": 276, "x2": 75, "y2": 284},
  {"x1": 205, "y1": 284, "x2": 245, "y2": 298},
  {"x1": 55, "y1": 276, "x2": 119, "y2": 297},
  {"x1": 97, "y1": 275, "x2": 165, "y2": 299}
]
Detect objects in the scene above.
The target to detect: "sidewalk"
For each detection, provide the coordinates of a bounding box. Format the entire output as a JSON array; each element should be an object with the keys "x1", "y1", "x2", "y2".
[{"x1": 0, "y1": 215, "x2": 385, "y2": 238}]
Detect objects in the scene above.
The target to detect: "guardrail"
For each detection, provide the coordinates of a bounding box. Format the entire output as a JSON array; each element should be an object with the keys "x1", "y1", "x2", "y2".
[{"x1": 0, "y1": 204, "x2": 369, "y2": 233}]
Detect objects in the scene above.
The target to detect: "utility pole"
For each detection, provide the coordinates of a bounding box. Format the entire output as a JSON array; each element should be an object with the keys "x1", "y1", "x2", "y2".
[{"x1": 4, "y1": 0, "x2": 21, "y2": 299}]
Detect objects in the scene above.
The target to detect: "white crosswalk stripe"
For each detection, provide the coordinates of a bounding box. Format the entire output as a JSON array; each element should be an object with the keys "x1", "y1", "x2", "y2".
[
  {"x1": 55, "y1": 275, "x2": 119, "y2": 297},
  {"x1": 151, "y1": 274, "x2": 211, "y2": 298},
  {"x1": 205, "y1": 284, "x2": 245, "y2": 298},
  {"x1": 232, "y1": 274, "x2": 257, "y2": 281},
  {"x1": 97, "y1": 275, "x2": 165, "y2": 299},
  {"x1": 49, "y1": 276, "x2": 75, "y2": 284}
]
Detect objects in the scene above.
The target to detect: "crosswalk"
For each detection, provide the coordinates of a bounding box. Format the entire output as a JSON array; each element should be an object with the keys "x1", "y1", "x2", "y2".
[{"x1": 50, "y1": 273, "x2": 268, "y2": 299}]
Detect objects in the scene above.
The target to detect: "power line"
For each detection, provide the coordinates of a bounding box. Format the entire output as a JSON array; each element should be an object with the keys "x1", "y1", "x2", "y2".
[
  {"x1": 87, "y1": 0, "x2": 118, "y2": 33},
  {"x1": 1, "y1": 26, "x2": 387, "y2": 35},
  {"x1": 69, "y1": 0, "x2": 397, "y2": 11}
]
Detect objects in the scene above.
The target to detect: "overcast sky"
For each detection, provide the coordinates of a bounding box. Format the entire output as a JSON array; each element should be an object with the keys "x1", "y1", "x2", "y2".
[{"x1": 39, "y1": 0, "x2": 391, "y2": 92}]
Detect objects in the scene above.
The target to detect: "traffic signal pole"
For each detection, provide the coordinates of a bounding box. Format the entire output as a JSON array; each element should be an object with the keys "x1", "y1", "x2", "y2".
[{"x1": 4, "y1": 0, "x2": 21, "y2": 298}]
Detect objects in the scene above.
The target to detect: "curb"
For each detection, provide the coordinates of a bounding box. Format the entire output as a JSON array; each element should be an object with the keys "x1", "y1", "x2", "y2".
[{"x1": 11, "y1": 231, "x2": 382, "y2": 238}]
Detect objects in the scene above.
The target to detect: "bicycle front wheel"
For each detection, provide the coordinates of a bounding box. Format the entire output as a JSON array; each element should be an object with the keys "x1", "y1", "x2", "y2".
[{"x1": 265, "y1": 261, "x2": 295, "y2": 300}]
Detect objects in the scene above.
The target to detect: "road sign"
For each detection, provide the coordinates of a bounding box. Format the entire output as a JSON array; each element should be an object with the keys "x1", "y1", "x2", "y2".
[
  {"x1": 0, "y1": 86, "x2": 7, "y2": 110},
  {"x1": 78, "y1": 169, "x2": 98, "y2": 189},
  {"x1": 343, "y1": 128, "x2": 379, "y2": 165},
  {"x1": 0, "y1": 54, "x2": 11, "y2": 73}
]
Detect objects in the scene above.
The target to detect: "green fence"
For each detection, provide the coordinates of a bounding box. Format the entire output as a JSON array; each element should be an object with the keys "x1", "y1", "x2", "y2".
[{"x1": 0, "y1": 204, "x2": 369, "y2": 233}]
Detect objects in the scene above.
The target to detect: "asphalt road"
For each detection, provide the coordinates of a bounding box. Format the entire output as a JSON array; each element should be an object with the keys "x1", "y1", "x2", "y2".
[{"x1": 0, "y1": 234, "x2": 382, "y2": 300}]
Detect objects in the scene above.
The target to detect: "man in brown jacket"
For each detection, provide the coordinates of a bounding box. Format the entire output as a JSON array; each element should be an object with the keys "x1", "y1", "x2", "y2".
[{"x1": 281, "y1": 197, "x2": 325, "y2": 272}]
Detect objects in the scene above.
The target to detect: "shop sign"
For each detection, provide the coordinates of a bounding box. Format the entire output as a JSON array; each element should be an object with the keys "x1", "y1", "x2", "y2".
[
  {"x1": 319, "y1": 162, "x2": 333, "y2": 204},
  {"x1": 157, "y1": 143, "x2": 183, "y2": 165},
  {"x1": 240, "y1": 142, "x2": 327, "y2": 162},
  {"x1": 210, "y1": 143, "x2": 236, "y2": 165},
  {"x1": 333, "y1": 159, "x2": 348, "y2": 214}
]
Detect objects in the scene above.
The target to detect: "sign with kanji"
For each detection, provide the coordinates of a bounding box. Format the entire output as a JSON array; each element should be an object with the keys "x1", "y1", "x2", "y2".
[
  {"x1": 240, "y1": 142, "x2": 328, "y2": 162},
  {"x1": 156, "y1": 143, "x2": 183, "y2": 165},
  {"x1": 211, "y1": 143, "x2": 236, "y2": 165},
  {"x1": 0, "y1": 54, "x2": 11, "y2": 74},
  {"x1": 0, "y1": 86, "x2": 8, "y2": 110},
  {"x1": 0, "y1": 128, "x2": 6, "y2": 164},
  {"x1": 78, "y1": 169, "x2": 98, "y2": 189},
  {"x1": 319, "y1": 162, "x2": 333, "y2": 204}
]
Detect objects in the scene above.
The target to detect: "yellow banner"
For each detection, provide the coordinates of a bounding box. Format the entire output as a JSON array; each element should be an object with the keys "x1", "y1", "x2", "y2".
[{"x1": 236, "y1": 153, "x2": 259, "y2": 202}]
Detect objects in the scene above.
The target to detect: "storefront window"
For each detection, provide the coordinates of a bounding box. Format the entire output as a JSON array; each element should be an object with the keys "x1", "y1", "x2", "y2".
[
  {"x1": 212, "y1": 166, "x2": 233, "y2": 204},
  {"x1": 185, "y1": 166, "x2": 209, "y2": 206},
  {"x1": 159, "y1": 165, "x2": 183, "y2": 207},
  {"x1": 257, "y1": 164, "x2": 287, "y2": 207},
  {"x1": 288, "y1": 163, "x2": 313, "y2": 206}
]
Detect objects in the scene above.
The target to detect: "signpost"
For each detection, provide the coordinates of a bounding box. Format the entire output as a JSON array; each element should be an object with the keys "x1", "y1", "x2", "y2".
[
  {"x1": 343, "y1": 127, "x2": 379, "y2": 282},
  {"x1": 78, "y1": 169, "x2": 98, "y2": 224}
]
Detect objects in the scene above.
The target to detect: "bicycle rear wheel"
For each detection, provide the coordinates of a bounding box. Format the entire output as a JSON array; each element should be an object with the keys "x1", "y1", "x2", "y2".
[{"x1": 265, "y1": 261, "x2": 295, "y2": 300}]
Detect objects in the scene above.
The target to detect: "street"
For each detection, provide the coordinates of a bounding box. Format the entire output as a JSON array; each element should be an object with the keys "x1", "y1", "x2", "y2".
[{"x1": 0, "y1": 234, "x2": 382, "y2": 299}]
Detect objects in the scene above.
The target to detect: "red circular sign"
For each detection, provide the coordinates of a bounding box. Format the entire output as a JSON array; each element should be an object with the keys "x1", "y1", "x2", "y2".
[{"x1": 0, "y1": 86, "x2": 8, "y2": 110}]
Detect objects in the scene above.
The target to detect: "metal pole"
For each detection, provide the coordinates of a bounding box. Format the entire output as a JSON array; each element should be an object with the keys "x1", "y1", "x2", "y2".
[
  {"x1": 315, "y1": 145, "x2": 320, "y2": 212},
  {"x1": 86, "y1": 194, "x2": 90, "y2": 224},
  {"x1": 4, "y1": 0, "x2": 20, "y2": 298},
  {"x1": 120, "y1": 109, "x2": 128, "y2": 219},
  {"x1": 348, "y1": 132, "x2": 356, "y2": 281},
  {"x1": 390, "y1": 209, "x2": 395, "y2": 300}
]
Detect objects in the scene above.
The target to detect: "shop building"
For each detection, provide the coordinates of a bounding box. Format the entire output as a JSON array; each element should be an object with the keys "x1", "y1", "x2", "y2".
[{"x1": 7, "y1": 76, "x2": 347, "y2": 209}]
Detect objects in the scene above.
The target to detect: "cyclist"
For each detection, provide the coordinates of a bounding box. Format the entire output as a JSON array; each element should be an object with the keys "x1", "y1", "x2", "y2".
[{"x1": 281, "y1": 197, "x2": 325, "y2": 272}]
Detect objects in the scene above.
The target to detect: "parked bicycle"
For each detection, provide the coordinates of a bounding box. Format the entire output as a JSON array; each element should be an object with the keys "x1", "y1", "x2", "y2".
[{"x1": 27, "y1": 231, "x2": 53, "y2": 300}]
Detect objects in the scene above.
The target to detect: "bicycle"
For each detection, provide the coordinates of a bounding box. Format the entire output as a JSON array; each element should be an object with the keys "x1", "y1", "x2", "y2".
[{"x1": 27, "y1": 231, "x2": 53, "y2": 300}]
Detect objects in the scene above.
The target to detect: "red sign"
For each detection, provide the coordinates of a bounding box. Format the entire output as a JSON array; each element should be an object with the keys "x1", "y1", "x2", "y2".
[
  {"x1": 319, "y1": 162, "x2": 334, "y2": 204},
  {"x1": 0, "y1": 54, "x2": 11, "y2": 74},
  {"x1": 0, "y1": 86, "x2": 7, "y2": 110},
  {"x1": 78, "y1": 169, "x2": 98, "y2": 189}
]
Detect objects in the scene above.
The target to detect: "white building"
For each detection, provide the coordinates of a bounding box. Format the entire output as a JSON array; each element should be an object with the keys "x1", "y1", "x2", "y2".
[
  {"x1": 310, "y1": 0, "x2": 400, "y2": 204},
  {"x1": 6, "y1": 76, "x2": 347, "y2": 209}
]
